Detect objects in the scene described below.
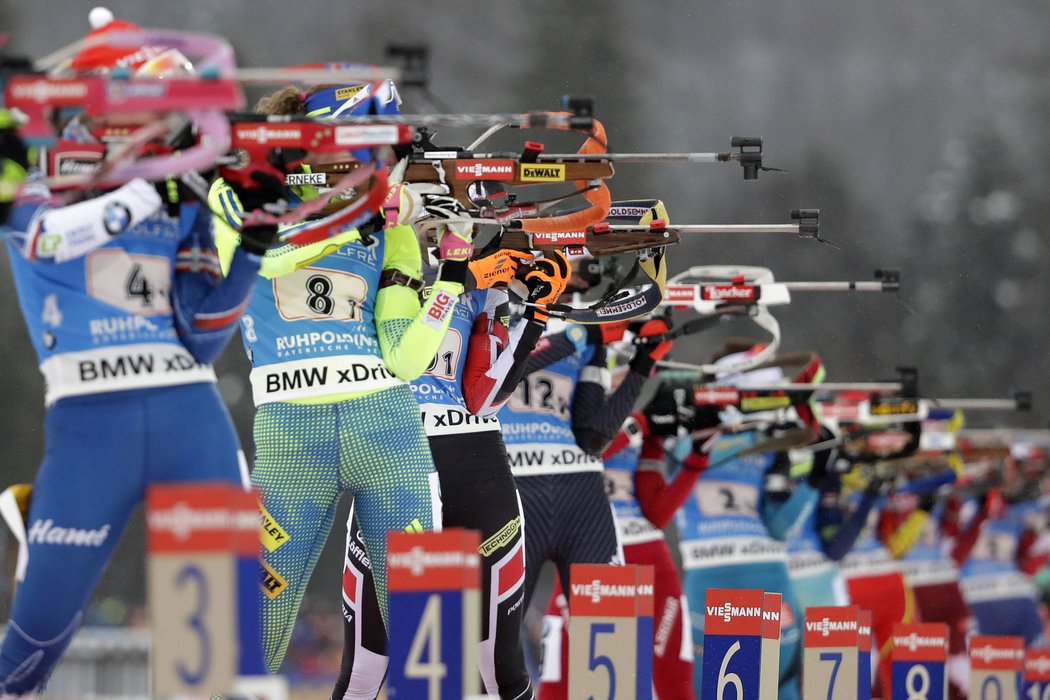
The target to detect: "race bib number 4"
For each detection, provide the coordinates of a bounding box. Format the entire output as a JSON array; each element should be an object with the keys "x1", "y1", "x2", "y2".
[{"x1": 86, "y1": 250, "x2": 171, "y2": 315}]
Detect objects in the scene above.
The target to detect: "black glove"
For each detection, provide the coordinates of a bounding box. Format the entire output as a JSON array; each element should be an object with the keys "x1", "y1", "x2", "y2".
[
  {"x1": 807, "y1": 426, "x2": 837, "y2": 489},
  {"x1": 918, "y1": 490, "x2": 937, "y2": 513},
  {"x1": 643, "y1": 380, "x2": 694, "y2": 437},
  {"x1": 230, "y1": 171, "x2": 288, "y2": 256}
]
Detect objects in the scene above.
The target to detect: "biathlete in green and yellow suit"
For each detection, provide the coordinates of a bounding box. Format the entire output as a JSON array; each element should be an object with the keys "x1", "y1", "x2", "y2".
[{"x1": 209, "y1": 80, "x2": 473, "y2": 673}]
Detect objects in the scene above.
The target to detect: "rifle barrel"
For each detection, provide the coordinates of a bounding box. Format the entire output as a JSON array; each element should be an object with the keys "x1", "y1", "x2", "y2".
[
  {"x1": 608, "y1": 224, "x2": 800, "y2": 234},
  {"x1": 782, "y1": 382, "x2": 903, "y2": 391},
  {"x1": 781, "y1": 281, "x2": 886, "y2": 292},
  {"x1": 536, "y1": 152, "x2": 726, "y2": 163},
  {"x1": 235, "y1": 67, "x2": 401, "y2": 83},
  {"x1": 931, "y1": 398, "x2": 1020, "y2": 410}
]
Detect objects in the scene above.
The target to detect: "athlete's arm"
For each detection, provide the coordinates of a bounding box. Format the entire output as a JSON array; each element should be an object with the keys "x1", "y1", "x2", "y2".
[
  {"x1": 6, "y1": 178, "x2": 162, "y2": 263},
  {"x1": 375, "y1": 223, "x2": 463, "y2": 381},
  {"x1": 949, "y1": 496, "x2": 991, "y2": 566},
  {"x1": 171, "y1": 203, "x2": 262, "y2": 363},
  {"x1": 630, "y1": 416, "x2": 707, "y2": 529},
  {"x1": 571, "y1": 345, "x2": 649, "y2": 456},
  {"x1": 820, "y1": 481, "x2": 882, "y2": 561},
  {"x1": 762, "y1": 452, "x2": 820, "y2": 540},
  {"x1": 462, "y1": 289, "x2": 551, "y2": 416}
]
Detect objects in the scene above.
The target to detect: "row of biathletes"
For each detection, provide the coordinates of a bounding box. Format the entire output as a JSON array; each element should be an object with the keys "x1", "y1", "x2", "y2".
[{"x1": 0, "y1": 7, "x2": 1047, "y2": 700}]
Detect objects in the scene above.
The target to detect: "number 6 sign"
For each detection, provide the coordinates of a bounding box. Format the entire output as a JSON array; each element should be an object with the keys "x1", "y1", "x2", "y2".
[
  {"x1": 568, "y1": 564, "x2": 655, "y2": 700},
  {"x1": 700, "y1": 588, "x2": 782, "y2": 700}
]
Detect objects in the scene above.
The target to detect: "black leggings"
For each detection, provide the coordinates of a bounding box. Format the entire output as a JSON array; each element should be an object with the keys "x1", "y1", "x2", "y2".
[
  {"x1": 515, "y1": 470, "x2": 623, "y2": 612},
  {"x1": 333, "y1": 430, "x2": 533, "y2": 700}
]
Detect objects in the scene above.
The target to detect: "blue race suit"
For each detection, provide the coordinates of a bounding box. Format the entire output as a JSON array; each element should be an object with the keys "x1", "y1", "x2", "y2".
[{"x1": 0, "y1": 178, "x2": 264, "y2": 694}]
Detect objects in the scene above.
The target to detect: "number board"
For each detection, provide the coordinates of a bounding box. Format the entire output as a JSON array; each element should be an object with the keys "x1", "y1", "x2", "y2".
[
  {"x1": 701, "y1": 588, "x2": 781, "y2": 700},
  {"x1": 858, "y1": 609, "x2": 873, "y2": 700},
  {"x1": 1024, "y1": 649, "x2": 1050, "y2": 700},
  {"x1": 759, "y1": 592, "x2": 783, "y2": 699},
  {"x1": 803, "y1": 605, "x2": 861, "y2": 700},
  {"x1": 969, "y1": 635, "x2": 1024, "y2": 700},
  {"x1": 891, "y1": 622, "x2": 949, "y2": 700},
  {"x1": 386, "y1": 528, "x2": 481, "y2": 700},
  {"x1": 146, "y1": 483, "x2": 260, "y2": 696},
  {"x1": 568, "y1": 564, "x2": 655, "y2": 700}
]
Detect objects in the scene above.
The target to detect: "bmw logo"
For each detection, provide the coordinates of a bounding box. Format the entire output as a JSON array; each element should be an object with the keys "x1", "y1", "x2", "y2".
[{"x1": 103, "y1": 201, "x2": 132, "y2": 236}]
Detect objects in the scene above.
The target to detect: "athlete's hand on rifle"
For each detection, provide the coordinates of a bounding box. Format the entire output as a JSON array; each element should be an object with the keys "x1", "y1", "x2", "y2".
[
  {"x1": 468, "y1": 249, "x2": 534, "y2": 290},
  {"x1": 582, "y1": 321, "x2": 630, "y2": 347},
  {"x1": 629, "y1": 317, "x2": 673, "y2": 375},
  {"x1": 383, "y1": 182, "x2": 453, "y2": 227},
  {"x1": 231, "y1": 171, "x2": 289, "y2": 256},
  {"x1": 519, "y1": 251, "x2": 570, "y2": 324},
  {"x1": 0, "y1": 109, "x2": 29, "y2": 224}
]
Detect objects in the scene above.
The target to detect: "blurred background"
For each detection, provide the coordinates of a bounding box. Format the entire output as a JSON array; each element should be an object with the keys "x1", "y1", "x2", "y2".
[{"x1": 2, "y1": 0, "x2": 1049, "y2": 693}]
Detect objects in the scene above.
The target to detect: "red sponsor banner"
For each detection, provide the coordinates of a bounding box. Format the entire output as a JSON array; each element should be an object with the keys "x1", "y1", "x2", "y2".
[
  {"x1": 818, "y1": 402, "x2": 861, "y2": 421},
  {"x1": 858, "y1": 610, "x2": 872, "y2": 653},
  {"x1": 762, "y1": 592, "x2": 782, "y2": 640},
  {"x1": 970, "y1": 635, "x2": 1025, "y2": 672},
  {"x1": 704, "y1": 588, "x2": 765, "y2": 637},
  {"x1": 570, "y1": 564, "x2": 650, "y2": 618},
  {"x1": 532, "y1": 231, "x2": 587, "y2": 246},
  {"x1": 232, "y1": 124, "x2": 305, "y2": 147},
  {"x1": 387, "y1": 529, "x2": 481, "y2": 592},
  {"x1": 664, "y1": 285, "x2": 697, "y2": 303},
  {"x1": 147, "y1": 483, "x2": 259, "y2": 556},
  {"x1": 891, "y1": 623, "x2": 948, "y2": 662},
  {"x1": 1025, "y1": 649, "x2": 1050, "y2": 682},
  {"x1": 701, "y1": 284, "x2": 758, "y2": 302},
  {"x1": 804, "y1": 606, "x2": 860, "y2": 648},
  {"x1": 693, "y1": 388, "x2": 740, "y2": 406},
  {"x1": 453, "y1": 159, "x2": 515, "y2": 181}
]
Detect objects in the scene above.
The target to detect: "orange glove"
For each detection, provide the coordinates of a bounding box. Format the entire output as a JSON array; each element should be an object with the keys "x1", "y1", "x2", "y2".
[
  {"x1": 584, "y1": 320, "x2": 630, "y2": 345},
  {"x1": 468, "y1": 249, "x2": 534, "y2": 290},
  {"x1": 519, "y1": 251, "x2": 570, "y2": 323}
]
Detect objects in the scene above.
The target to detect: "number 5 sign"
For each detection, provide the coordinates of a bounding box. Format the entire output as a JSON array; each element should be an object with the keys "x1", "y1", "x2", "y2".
[
  {"x1": 146, "y1": 483, "x2": 262, "y2": 697},
  {"x1": 568, "y1": 564, "x2": 655, "y2": 700},
  {"x1": 386, "y1": 528, "x2": 482, "y2": 700},
  {"x1": 700, "y1": 588, "x2": 782, "y2": 700}
]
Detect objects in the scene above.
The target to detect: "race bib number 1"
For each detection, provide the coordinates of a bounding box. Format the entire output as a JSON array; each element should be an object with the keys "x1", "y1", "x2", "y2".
[
  {"x1": 969, "y1": 635, "x2": 1024, "y2": 700},
  {"x1": 803, "y1": 605, "x2": 862, "y2": 700},
  {"x1": 1024, "y1": 649, "x2": 1050, "y2": 700},
  {"x1": 386, "y1": 529, "x2": 481, "y2": 700},
  {"x1": 568, "y1": 564, "x2": 655, "y2": 700},
  {"x1": 701, "y1": 588, "x2": 782, "y2": 700},
  {"x1": 146, "y1": 483, "x2": 261, "y2": 697},
  {"x1": 891, "y1": 623, "x2": 949, "y2": 700}
]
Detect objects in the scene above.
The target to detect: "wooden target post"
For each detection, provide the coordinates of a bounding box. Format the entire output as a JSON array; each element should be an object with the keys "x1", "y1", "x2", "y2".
[
  {"x1": 968, "y1": 636, "x2": 1024, "y2": 700},
  {"x1": 891, "y1": 623, "x2": 949, "y2": 700},
  {"x1": 803, "y1": 605, "x2": 861, "y2": 700},
  {"x1": 386, "y1": 528, "x2": 482, "y2": 700},
  {"x1": 1024, "y1": 649, "x2": 1050, "y2": 700},
  {"x1": 700, "y1": 588, "x2": 782, "y2": 700},
  {"x1": 146, "y1": 483, "x2": 263, "y2": 697},
  {"x1": 568, "y1": 564, "x2": 655, "y2": 700},
  {"x1": 859, "y1": 609, "x2": 873, "y2": 699}
]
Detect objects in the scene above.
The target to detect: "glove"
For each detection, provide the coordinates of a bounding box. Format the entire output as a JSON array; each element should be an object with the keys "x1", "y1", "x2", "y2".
[
  {"x1": 468, "y1": 248, "x2": 533, "y2": 290},
  {"x1": 584, "y1": 320, "x2": 630, "y2": 346},
  {"x1": 520, "y1": 251, "x2": 570, "y2": 323},
  {"x1": 0, "y1": 110, "x2": 29, "y2": 224},
  {"x1": 629, "y1": 317, "x2": 673, "y2": 375},
  {"x1": 383, "y1": 181, "x2": 450, "y2": 227},
  {"x1": 643, "y1": 381, "x2": 694, "y2": 437},
  {"x1": 918, "y1": 490, "x2": 937, "y2": 513},
  {"x1": 807, "y1": 426, "x2": 837, "y2": 488},
  {"x1": 230, "y1": 171, "x2": 288, "y2": 256}
]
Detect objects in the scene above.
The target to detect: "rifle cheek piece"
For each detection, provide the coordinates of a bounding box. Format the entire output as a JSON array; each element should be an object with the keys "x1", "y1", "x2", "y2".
[
  {"x1": 790, "y1": 208, "x2": 820, "y2": 238},
  {"x1": 730, "y1": 135, "x2": 763, "y2": 180}
]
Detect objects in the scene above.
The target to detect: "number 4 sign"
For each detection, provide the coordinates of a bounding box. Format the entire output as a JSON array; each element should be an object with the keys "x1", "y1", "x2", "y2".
[
  {"x1": 386, "y1": 528, "x2": 482, "y2": 700},
  {"x1": 700, "y1": 588, "x2": 782, "y2": 700},
  {"x1": 568, "y1": 564, "x2": 655, "y2": 700}
]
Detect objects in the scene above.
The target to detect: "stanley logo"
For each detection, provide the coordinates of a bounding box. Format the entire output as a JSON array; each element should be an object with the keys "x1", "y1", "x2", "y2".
[
  {"x1": 259, "y1": 502, "x2": 290, "y2": 553},
  {"x1": 520, "y1": 163, "x2": 566, "y2": 182},
  {"x1": 334, "y1": 85, "x2": 366, "y2": 101},
  {"x1": 260, "y1": 560, "x2": 288, "y2": 600}
]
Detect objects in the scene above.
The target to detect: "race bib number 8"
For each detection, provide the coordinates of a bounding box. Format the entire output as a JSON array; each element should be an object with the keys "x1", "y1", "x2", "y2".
[
  {"x1": 86, "y1": 250, "x2": 171, "y2": 315},
  {"x1": 273, "y1": 266, "x2": 368, "y2": 322}
]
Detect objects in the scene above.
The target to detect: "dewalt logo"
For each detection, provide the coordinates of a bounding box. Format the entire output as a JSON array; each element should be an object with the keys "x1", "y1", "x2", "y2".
[
  {"x1": 520, "y1": 163, "x2": 566, "y2": 182},
  {"x1": 260, "y1": 560, "x2": 288, "y2": 600}
]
